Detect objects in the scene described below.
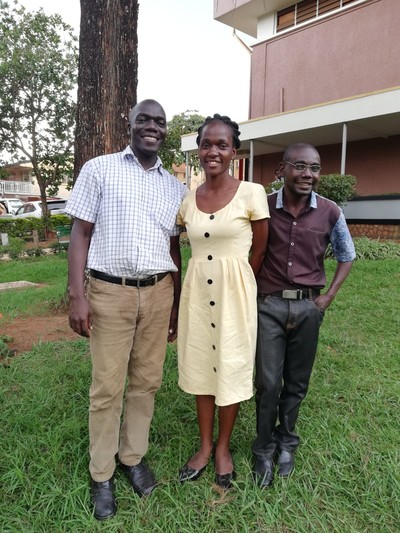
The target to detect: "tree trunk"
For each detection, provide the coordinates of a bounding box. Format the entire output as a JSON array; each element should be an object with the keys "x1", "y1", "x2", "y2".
[{"x1": 74, "y1": 0, "x2": 138, "y2": 180}]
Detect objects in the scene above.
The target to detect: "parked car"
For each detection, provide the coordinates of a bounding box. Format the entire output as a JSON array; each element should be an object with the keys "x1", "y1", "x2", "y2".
[
  {"x1": 0, "y1": 197, "x2": 25, "y2": 215},
  {"x1": 13, "y1": 199, "x2": 68, "y2": 218}
]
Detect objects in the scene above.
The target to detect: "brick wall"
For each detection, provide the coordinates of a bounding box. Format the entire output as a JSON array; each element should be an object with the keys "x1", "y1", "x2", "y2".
[{"x1": 348, "y1": 224, "x2": 400, "y2": 242}]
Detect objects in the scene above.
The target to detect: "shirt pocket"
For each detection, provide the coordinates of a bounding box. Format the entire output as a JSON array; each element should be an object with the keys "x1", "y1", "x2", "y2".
[{"x1": 152, "y1": 196, "x2": 179, "y2": 232}]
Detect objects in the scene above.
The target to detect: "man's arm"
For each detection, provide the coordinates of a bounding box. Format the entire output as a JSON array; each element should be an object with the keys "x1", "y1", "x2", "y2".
[
  {"x1": 168, "y1": 234, "x2": 182, "y2": 342},
  {"x1": 249, "y1": 218, "x2": 269, "y2": 275},
  {"x1": 315, "y1": 209, "x2": 356, "y2": 310},
  {"x1": 68, "y1": 218, "x2": 94, "y2": 337},
  {"x1": 314, "y1": 260, "x2": 353, "y2": 311}
]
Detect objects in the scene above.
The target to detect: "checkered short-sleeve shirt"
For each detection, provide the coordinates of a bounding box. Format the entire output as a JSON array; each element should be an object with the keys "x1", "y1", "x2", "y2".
[{"x1": 66, "y1": 146, "x2": 188, "y2": 277}]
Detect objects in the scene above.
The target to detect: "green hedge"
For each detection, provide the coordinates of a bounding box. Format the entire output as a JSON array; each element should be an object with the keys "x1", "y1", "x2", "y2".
[
  {"x1": 315, "y1": 174, "x2": 356, "y2": 205},
  {"x1": 326, "y1": 237, "x2": 400, "y2": 260},
  {"x1": 0, "y1": 215, "x2": 71, "y2": 240}
]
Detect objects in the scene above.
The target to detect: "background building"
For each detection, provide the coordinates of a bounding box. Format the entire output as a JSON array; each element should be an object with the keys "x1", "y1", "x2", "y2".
[
  {"x1": 0, "y1": 161, "x2": 70, "y2": 200},
  {"x1": 182, "y1": 0, "x2": 399, "y2": 238}
]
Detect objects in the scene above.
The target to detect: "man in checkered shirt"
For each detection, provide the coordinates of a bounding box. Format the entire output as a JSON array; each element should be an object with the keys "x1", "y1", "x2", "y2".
[{"x1": 66, "y1": 99, "x2": 187, "y2": 520}]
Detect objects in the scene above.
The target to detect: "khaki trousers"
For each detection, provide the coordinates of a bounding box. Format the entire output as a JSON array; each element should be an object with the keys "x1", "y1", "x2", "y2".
[{"x1": 87, "y1": 274, "x2": 173, "y2": 481}]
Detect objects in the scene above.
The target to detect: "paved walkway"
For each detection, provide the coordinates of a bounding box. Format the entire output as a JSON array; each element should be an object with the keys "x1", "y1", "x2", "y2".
[{"x1": 0, "y1": 281, "x2": 39, "y2": 291}]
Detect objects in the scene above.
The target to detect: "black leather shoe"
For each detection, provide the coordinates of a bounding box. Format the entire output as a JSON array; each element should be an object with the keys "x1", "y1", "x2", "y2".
[
  {"x1": 91, "y1": 478, "x2": 116, "y2": 521},
  {"x1": 119, "y1": 460, "x2": 157, "y2": 496},
  {"x1": 179, "y1": 462, "x2": 208, "y2": 483},
  {"x1": 277, "y1": 450, "x2": 295, "y2": 477},
  {"x1": 215, "y1": 470, "x2": 236, "y2": 490},
  {"x1": 253, "y1": 458, "x2": 275, "y2": 488}
]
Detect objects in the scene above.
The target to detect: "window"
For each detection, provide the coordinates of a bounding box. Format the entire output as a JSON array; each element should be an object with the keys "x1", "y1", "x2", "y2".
[
  {"x1": 277, "y1": 6, "x2": 295, "y2": 30},
  {"x1": 277, "y1": 0, "x2": 358, "y2": 32},
  {"x1": 318, "y1": 1, "x2": 340, "y2": 16},
  {"x1": 297, "y1": 0, "x2": 317, "y2": 24}
]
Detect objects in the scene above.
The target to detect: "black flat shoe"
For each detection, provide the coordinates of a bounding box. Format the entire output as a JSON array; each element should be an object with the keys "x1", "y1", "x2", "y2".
[
  {"x1": 179, "y1": 462, "x2": 208, "y2": 482},
  {"x1": 215, "y1": 449, "x2": 236, "y2": 490},
  {"x1": 179, "y1": 445, "x2": 215, "y2": 483},
  {"x1": 215, "y1": 470, "x2": 236, "y2": 490}
]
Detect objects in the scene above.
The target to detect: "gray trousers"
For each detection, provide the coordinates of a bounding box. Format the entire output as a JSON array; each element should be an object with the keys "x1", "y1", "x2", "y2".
[{"x1": 252, "y1": 295, "x2": 324, "y2": 459}]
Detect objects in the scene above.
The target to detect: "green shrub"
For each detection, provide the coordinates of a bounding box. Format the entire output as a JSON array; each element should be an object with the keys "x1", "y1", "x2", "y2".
[
  {"x1": 316, "y1": 174, "x2": 356, "y2": 205},
  {"x1": 265, "y1": 174, "x2": 357, "y2": 205},
  {"x1": 325, "y1": 237, "x2": 400, "y2": 260},
  {"x1": 0, "y1": 217, "x2": 44, "y2": 239},
  {"x1": 49, "y1": 214, "x2": 71, "y2": 229},
  {"x1": 25, "y1": 247, "x2": 44, "y2": 257},
  {"x1": 264, "y1": 179, "x2": 284, "y2": 194},
  {"x1": 0, "y1": 335, "x2": 15, "y2": 358},
  {"x1": 48, "y1": 241, "x2": 68, "y2": 254},
  {"x1": 179, "y1": 234, "x2": 190, "y2": 248},
  {"x1": 0, "y1": 236, "x2": 25, "y2": 259},
  {"x1": 0, "y1": 215, "x2": 71, "y2": 240}
]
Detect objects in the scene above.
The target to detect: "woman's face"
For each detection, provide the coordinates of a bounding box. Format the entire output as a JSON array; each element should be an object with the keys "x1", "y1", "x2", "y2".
[{"x1": 198, "y1": 120, "x2": 236, "y2": 177}]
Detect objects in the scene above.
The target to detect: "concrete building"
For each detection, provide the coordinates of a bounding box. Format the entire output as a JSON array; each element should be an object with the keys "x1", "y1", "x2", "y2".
[
  {"x1": 182, "y1": 0, "x2": 400, "y2": 237},
  {"x1": 0, "y1": 161, "x2": 70, "y2": 200}
]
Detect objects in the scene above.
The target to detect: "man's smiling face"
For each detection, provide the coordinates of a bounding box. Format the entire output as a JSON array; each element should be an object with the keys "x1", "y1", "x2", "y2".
[
  {"x1": 129, "y1": 100, "x2": 167, "y2": 161},
  {"x1": 279, "y1": 145, "x2": 321, "y2": 198}
]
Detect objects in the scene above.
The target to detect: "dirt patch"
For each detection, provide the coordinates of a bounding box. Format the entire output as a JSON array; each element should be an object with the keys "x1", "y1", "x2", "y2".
[{"x1": 0, "y1": 312, "x2": 81, "y2": 354}]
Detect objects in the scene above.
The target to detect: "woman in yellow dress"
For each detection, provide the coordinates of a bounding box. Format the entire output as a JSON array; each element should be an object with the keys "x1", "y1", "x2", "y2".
[{"x1": 177, "y1": 114, "x2": 270, "y2": 489}]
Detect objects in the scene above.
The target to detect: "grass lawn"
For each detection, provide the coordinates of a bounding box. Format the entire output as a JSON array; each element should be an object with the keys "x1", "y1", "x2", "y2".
[
  {"x1": 0, "y1": 253, "x2": 399, "y2": 532},
  {"x1": 0, "y1": 254, "x2": 69, "y2": 320}
]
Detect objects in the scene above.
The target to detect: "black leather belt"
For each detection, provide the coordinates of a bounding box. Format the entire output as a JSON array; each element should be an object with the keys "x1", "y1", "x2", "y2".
[
  {"x1": 262, "y1": 288, "x2": 320, "y2": 300},
  {"x1": 90, "y1": 269, "x2": 168, "y2": 288}
]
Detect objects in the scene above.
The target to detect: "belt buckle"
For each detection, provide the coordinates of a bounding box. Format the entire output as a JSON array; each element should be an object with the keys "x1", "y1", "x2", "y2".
[
  {"x1": 137, "y1": 275, "x2": 155, "y2": 288},
  {"x1": 282, "y1": 289, "x2": 300, "y2": 300}
]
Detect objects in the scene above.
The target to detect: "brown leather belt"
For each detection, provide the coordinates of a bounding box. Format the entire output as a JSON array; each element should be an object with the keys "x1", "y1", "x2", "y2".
[{"x1": 90, "y1": 269, "x2": 168, "y2": 288}]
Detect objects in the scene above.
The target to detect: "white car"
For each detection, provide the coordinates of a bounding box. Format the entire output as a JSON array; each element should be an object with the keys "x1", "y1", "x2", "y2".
[
  {"x1": 13, "y1": 199, "x2": 68, "y2": 218},
  {"x1": 0, "y1": 197, "x2": 25, "y2": 215}
]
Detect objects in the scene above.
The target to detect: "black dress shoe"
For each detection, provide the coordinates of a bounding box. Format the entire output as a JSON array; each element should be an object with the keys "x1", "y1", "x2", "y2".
[
  {"x1": 179, "y1": 462, "x2": 208, "y2": 482},
  {"x1": 119, "y1": 460, "x2": 157, "y2": 496},
  {"x1": 215, "y1": 470, "x2": 236, "y2": 490},
  {"x1": 277, "y1": 450, "x2": 294, "y2": 477},
  {"x1": 252, "y1": 458, "x2": 275, "y2": 488},
  {"x1": 91, "y1": 478, "x2": 116, "y2": 521}
]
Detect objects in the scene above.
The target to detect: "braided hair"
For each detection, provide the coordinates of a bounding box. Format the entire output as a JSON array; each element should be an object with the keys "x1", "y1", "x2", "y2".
[{"x1": 196, "y1": 114, "x2": 241, "y2": 149}]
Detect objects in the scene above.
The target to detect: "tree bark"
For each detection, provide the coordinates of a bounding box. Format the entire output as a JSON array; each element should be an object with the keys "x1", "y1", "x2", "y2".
[{"x1": 74, "y1": 0, "x2": 138, "y2": 180}]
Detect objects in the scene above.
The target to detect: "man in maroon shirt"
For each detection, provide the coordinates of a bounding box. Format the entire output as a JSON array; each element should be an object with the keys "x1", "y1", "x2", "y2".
[{"x1": 252, "y1": 143, "x2": 355, "y2": 488}]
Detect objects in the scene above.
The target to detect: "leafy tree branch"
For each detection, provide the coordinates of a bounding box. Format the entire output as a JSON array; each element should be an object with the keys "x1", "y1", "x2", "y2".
[{"x1": 0, "y1": 0, "x2": 78, "y2": 221}]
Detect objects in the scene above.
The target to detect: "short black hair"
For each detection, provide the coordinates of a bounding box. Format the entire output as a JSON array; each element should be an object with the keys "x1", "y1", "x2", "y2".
[
  {"x1": 283, "y1": 143, "x2": 319, "y2": 162},
  {"x1": 196, "y1": 114, "x2": 241, "y2": 149}
]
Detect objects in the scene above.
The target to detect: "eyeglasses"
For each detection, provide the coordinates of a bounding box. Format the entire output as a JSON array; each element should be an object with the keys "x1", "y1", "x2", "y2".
[{"x1": 285, "y1": 161, "x2": 321, "y2": 173}]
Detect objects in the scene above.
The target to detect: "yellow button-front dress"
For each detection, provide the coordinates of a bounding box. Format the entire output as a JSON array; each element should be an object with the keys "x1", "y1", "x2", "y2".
[{"x1": 177, "y1": 181, "x2": 270, "y2": 406}]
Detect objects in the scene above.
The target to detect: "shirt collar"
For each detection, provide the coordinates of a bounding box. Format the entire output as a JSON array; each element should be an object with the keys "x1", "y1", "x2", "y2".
[
  {"x1": 122, "y1": 145, "x2": 164, "y2": 173},
  {"x1": 275, "y1": 187, "x2": 318, "y2": 209}
]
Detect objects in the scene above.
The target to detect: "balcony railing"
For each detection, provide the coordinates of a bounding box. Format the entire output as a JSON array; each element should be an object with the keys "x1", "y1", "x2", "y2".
[{"x1": 0, "y1": 180, "x2": 33, "y2": 196}]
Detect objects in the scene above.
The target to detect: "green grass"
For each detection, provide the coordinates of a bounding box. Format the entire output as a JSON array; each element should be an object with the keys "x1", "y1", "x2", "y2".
[
  {"x1": 0, "y1": 254, "x2": 69, "y2": 320},
  {"x1": 0, "y1": 255, "x2": 399, "y2": 532}
]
